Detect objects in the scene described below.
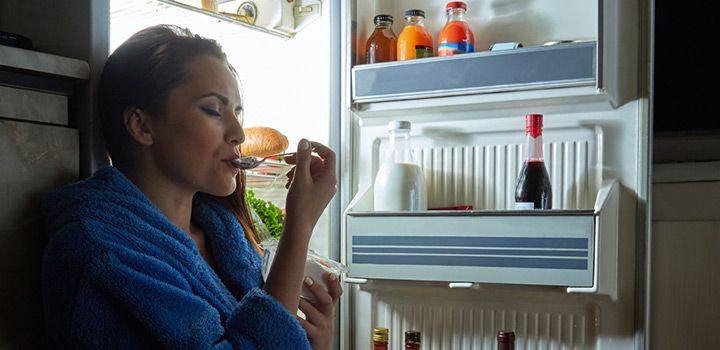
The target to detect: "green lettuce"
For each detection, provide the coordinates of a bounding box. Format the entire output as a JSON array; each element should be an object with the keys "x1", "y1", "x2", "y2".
[{"x1": 246, "y1": 189, "x2": 283, "y2": 239}]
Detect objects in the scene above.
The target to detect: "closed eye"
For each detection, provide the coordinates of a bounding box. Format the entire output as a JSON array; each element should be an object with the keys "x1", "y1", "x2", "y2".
[{"x1": 202, "y1": 107, "x2": 221, "y2": 117}]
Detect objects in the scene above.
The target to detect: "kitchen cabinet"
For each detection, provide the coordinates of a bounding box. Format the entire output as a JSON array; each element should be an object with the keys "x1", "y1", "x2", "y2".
[
  {"x1": 650, "y1": 160, "x2": 720, "y2": 349},
  {"x1": 0, "y1": 44, "x2": 89, "y2": 349}
]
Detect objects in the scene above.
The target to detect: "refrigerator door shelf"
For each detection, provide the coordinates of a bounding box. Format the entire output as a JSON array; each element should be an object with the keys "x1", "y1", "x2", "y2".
[
  {"x1": 344, "y1": 180, "x2": 620, "y2": 300},
  {"x1": 352, "y1": 41, "x2": 597, "y2": 105},
  {"x1": 155, "y1": 0, "x2": 322, "y2": 38}
]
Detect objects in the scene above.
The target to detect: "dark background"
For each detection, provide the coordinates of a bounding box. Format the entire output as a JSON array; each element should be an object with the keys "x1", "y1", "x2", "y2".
[{"x1": 653, "y1": 1, "x2": 719, "y2": 133}]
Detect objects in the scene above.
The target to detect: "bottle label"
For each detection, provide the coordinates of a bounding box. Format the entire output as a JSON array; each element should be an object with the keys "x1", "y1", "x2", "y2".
[
  {"x1": 514, "y1": 202, "x2": 535, "y2": 210},
  {"x1": 438, "y1": 42, "x2": 474, "y2": 55},
  {"x1": 415, "y1": 45, "x2": 433, "y2": 58}
]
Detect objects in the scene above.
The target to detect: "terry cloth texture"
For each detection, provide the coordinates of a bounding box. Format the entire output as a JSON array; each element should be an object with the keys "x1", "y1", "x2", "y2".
[{"x1": 41, "y1": 166, "x2": 310, "y2": 349}]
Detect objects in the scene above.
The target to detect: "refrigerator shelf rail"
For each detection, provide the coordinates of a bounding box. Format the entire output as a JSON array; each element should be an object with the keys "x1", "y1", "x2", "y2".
[
  {"x1": 344, "y1": 180, "x2": 620, "y2": 300},
  {"x1": 352, "y1": 41, "x2": 597, "y2": 104}
]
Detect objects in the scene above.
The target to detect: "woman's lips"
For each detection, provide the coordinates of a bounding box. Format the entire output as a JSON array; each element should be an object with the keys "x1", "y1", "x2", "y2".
[{"x1": 224, "y1": 160, "x2": 240, "y2": 173}]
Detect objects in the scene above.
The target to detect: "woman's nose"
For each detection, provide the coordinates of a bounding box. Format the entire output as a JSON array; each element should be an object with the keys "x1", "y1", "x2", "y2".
[{"x1": 226, "y1": 114, "x2": 244, "y2": 145}]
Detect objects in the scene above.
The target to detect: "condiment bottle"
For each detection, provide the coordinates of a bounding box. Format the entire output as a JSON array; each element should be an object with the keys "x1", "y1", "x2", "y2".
[
  {"x1": 365, "y1": 14, "x2": 398, "y2": 64},
  {"x1": 373, "y1": 327, "x2": 389, "y2": 350},
  {"x1": 397, "y1": 9, "x2": 434, "y2": 60},
  {"x1": 405, "y1": 330, "x2": 421, "y2": 349},
  {"x1": 497, "y1": 330, "x2": 516, "y2": 350},
  {"x1": 438, "y1": 1, "x2": 475, "y2": 56},
  {"x1": 373, "y1": 121, "x2": 428, "y2": 212},
  {"x1": 514, "y1": 114, "x2": 552, "y2": 209}
]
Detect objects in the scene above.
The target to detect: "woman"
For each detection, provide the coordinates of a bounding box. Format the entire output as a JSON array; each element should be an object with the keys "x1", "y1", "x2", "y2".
[{"x1": 41, "y1": 25, "x2": 339, "y2": 349}]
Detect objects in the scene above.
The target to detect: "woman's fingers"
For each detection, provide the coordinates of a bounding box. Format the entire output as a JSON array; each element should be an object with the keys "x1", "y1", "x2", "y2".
[
  {"x1": 296, "y1": 315, "x2": 313, "y2": 330},
  {"x1": 299, "y1": 296, "x2": 325, "y2": 325},
  {"x1": 304, "y1": 276, "x2": 338, "y2": 317},
  {"x1": 285, "y1": 149, "x2": 326, "y2": 174},
  {"x1": 299, "y1": 274, "x2": 338, "y2": 350},
  {"x1": 304, "y1": 277, "x2": 333, "y2": 313},
  {"x1": 296, "y1": 315, "x2": 315, "y2": 331},
  {"x1": 308, "y1": 141, "x2": 336, "y2": 175},
  {"x1": 324, "y1": 273, "x2": 343, "y2": 302},
  {"x1": 285, "y1": 167, "x2": 295, "y2": 189},
  {"x1": 289, "y1": 139, "x2": 314, "y2": 183},
  {"x1": 283, "y1": 140, "x2": 337, "y2": 240},
  {"x1": 296, "y1": 315, "x2": 318, "y2": 339},
  {"x1": 285, "y1": 156, "x2": 323, "y2": 188}
]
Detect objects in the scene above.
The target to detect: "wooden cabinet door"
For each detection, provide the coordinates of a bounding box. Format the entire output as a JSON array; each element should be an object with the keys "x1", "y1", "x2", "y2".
[{"x1": 0, "y1": 119, "x2": 78, "y2": 348}]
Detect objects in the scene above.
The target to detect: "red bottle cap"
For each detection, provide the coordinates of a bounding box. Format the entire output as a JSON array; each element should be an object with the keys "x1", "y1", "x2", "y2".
[
  {"x1": 446, "y1": 1, "x2": 467, "y2": 11},
  {"x1": 525, "y1": 113, "x2": 543, "y2": 138}
]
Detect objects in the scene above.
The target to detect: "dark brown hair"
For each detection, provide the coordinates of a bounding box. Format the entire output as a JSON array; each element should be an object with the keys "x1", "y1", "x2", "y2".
[{"x1": 98, "y1": 24, "x2": 260, "y2": 251}]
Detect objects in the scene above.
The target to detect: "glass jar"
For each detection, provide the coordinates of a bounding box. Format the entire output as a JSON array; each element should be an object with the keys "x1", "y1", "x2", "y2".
[
  {"x1": 366, "y1": 14, "x2": 398, "y2": 64},
  {"x1": 438, "y1": 1, "x2": 475, "y2": 56},
  {"x1": 373, "y1": 121, "x2": 427, "y2": 212},
  {"x1": 397, "y1": 9, "x2": 434, "y2": 60}
]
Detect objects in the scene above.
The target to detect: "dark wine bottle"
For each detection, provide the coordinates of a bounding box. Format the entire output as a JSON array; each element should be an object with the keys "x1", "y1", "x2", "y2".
[
  {"x1": 404, "y1": 330, "x2": 421, "y2": 349},
  {"x1": 497, "y1": 330, "x2": 516, "y2": 350},
  {"x1": 514, "y1": 113, "x2": 552, "y2": 209}
]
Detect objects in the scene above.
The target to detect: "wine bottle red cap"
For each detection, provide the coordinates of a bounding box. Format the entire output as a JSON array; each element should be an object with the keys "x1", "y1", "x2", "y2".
[
  {"x1": 446, "y1": 2, "x2": 467, "y2": 11},
  {"x1": 525, "y1": 113, "x2": 543, "y2": 137},
  {"x1": 497, "y1": 330, "x2": 515, "y2": 343}
]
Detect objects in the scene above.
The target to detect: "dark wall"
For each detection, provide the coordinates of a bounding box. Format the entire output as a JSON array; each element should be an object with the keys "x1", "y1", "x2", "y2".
[
  {"x1": 1, "y1": 1, "x2": 109, "y2": 349},
  {"x1": 653, "y1": 1, "x2": 720, "y2": 133}
]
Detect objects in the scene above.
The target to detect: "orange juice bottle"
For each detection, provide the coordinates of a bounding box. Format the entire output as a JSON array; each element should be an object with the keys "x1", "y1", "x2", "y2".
[
  {"x1": 438, "y1": 1, "x2": 475, "y2": 56},
  {"x1": 397, "y1": 9, "x2": 434, "y2": 60}
]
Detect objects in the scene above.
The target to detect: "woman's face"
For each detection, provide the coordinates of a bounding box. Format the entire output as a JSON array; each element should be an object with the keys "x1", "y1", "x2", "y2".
[{"x1": 148, "y1": 54, "x2": 244, "y2": 197}]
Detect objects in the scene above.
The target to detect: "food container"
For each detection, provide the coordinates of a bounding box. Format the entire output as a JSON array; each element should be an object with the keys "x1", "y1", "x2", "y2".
[{"x1": 261, "y1": 239, "x2": 347, "y2": 303}]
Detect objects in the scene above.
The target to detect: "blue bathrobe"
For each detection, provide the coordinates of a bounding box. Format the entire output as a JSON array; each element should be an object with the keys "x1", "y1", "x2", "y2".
[{"x1": 41, "y1": 166, "x2": 311, "y2": 349}]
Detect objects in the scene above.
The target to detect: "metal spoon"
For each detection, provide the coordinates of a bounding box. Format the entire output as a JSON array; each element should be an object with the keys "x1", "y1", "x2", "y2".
[{"x1": 230, "y1": 152, "x2": 295, "y2": 170}]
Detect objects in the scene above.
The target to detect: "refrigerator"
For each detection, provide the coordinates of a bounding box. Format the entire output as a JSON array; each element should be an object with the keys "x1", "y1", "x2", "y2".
[
  {"x1": 0, "y1": 0, "x2": 650, "y2": 348},
  {"x1": 335, "y1": 0, "x2": 649, "y2": 349}
]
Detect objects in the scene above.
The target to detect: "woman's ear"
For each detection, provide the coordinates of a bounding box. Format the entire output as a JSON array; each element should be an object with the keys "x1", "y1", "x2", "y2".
[{"x1": 123, "y1": 107, "x2": 154, "y2": 146}]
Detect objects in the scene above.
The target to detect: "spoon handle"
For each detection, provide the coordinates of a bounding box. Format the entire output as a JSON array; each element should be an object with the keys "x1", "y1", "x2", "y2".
[{"x1": 263, "y1": 152, "x2": 296, "y2": 161}]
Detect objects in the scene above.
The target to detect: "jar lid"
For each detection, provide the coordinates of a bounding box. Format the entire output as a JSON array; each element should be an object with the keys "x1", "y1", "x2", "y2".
[
  {"x1": 374, "y1": 14, "x2": 394, "y2": 24},
  {"x1": 446, "y1": 1, "x2": 467, "y2": 11},
  {"x1": 388, "y1": 120, "x2": 411, "y2": 131},
  {"x1": 404, "y1": 9, "x2": 425, "y2": 18},
  {"x1": 372, "y1": 327, "x2": 389, "y2": 342}
]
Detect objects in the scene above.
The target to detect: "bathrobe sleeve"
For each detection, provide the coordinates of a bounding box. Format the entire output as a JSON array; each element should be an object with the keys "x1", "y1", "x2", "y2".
[{"x1": 47, "y1": 223, "x2": 310, "y2": 349}]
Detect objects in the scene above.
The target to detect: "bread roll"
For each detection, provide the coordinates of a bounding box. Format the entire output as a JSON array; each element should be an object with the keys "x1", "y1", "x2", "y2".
[{"x1": 242, "y1": 127, "x2": 289, "y2": 157}]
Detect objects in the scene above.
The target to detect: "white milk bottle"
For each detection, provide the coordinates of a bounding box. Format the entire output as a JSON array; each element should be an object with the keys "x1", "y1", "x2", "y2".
[{"x1": 373, "y1": 121, "x2": 427, "y2": 211}]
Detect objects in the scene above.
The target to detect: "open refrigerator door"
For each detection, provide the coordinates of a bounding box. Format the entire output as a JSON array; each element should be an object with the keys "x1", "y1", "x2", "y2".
[{"x1": 338, "y1": 0, "x2": 648, "y2": 349}]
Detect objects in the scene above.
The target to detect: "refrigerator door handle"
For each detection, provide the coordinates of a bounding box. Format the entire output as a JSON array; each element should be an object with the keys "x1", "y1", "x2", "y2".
[{"x1": 344, "y1": 277, "x2": 368, "y2": 284}]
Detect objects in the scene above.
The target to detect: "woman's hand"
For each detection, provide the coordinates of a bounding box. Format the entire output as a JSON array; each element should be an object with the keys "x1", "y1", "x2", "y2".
[
  {"x1": 262, "y1": 139, "x2": 336, "y2": 313},
  {"x1": 283, "y1": 140, "x2": 337, "y2": 237},
  {"x1": 297, "y1": 273, "x2": 343, "y2": 350}
]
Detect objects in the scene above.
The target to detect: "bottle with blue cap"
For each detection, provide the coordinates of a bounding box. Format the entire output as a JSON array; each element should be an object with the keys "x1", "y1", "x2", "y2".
[{"x1": 373, "y1": 121, "x2": 427, "y2": 211}]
